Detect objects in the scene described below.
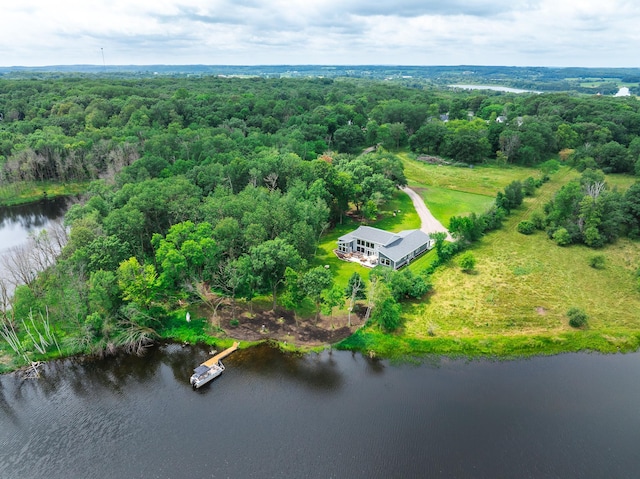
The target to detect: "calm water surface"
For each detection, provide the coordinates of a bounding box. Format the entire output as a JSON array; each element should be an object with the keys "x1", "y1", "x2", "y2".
[
  {"x1": 0, "y1": 197, "x2": 70, "y2": 294},
  {"x1": 0, "y1": 197, "x2": 69, "y2": 253},
  {"x1": 2, "y1": 344, "x2": 640, "y2": 478},
  {"x1": 449, "y1": 84, "x2": 541, "y2": 94}
]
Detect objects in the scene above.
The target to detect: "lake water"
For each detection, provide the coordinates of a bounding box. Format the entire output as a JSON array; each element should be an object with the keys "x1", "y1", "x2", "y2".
[
  {"x1": 615, "y1": 87, "x2": 631, "y2": 97},
  {"x1": 0, "y1": 197, "x2": 70, "y2": 293},
  {"x1": 449, "y1": 84, "x2": 541, "y2": 94},
  {"x1": 2, "y1": 344, "x2": 640, "y2": 478}
]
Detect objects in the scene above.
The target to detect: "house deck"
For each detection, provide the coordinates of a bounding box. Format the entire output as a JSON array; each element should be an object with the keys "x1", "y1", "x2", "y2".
[{"x1": 334, "y1": 249, "x2": 378, "y2": 268}]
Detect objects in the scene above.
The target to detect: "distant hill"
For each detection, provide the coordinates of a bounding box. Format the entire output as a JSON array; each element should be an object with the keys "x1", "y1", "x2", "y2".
[{"x1": 1, "y1": 64, "x2": 639, "y2": 94}]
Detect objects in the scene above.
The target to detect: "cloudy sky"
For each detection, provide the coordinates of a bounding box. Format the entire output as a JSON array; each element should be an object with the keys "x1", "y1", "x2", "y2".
[{"x1": 2, "y1": 0, "x2": 639, "y2": 67}]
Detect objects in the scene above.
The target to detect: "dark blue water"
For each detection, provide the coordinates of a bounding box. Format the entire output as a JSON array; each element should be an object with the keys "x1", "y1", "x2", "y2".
[{"x1": 2, "y1": 345, "x2": 640, "y2": 478}]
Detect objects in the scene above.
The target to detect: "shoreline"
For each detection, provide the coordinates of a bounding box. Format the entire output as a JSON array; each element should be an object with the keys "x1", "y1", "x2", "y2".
[
  {"x1": 0, "y1": 181, "x2": 88, "y2": 207},
  {"x1": 4, "y1": 326, "x2": 640, "y2": 375}
]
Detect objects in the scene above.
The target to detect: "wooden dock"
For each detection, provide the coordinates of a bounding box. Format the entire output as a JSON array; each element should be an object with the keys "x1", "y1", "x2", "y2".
[{"x1": 202, "y1": 342, "x2": 239, "y2": 368}]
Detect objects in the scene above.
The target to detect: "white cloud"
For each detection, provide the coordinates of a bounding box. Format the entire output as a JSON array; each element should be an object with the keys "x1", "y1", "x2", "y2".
[{"x1": 0, "y1": 0, "x2": 639, "y2": 66}]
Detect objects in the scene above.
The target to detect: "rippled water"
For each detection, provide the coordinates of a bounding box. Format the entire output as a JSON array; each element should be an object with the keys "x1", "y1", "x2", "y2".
[{"x1": 2, "y1": 345, "x2": 640, "y2": 478}]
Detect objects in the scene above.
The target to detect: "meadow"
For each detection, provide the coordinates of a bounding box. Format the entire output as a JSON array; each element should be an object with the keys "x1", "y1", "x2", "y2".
[{"x1": 341, "y1": 157, "x2": 640, "y2": 357}]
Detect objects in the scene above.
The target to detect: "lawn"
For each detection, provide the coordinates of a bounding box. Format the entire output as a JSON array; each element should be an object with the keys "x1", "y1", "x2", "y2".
[
  {"x1": 313, "y1": 189, "x2": 421, "y2": 290},
  {"x1": 413, "y1": 186, "x2": 495, "y2": 229}
]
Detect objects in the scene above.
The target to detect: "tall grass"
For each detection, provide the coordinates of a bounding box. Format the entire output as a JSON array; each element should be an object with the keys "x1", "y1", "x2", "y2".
[{"x1": 0, "y1": 181, "x2": 88, "y2": 206}]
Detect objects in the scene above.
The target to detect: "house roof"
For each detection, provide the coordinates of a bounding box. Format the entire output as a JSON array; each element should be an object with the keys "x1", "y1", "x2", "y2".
[
  {"x1": 338, "y1": 226, "x2": 431, "y2": 263},
  {"x1": 338, "y1": 226, "x2": 399, "y2": 246},
  {"x1": 379, "y1": 230, "x2": 431, "y2": 262}
]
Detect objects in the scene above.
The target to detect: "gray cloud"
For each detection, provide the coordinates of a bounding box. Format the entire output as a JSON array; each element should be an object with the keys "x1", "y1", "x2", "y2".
[{"x1": 1, "y1": 0, "x2": 639, "y2": 67}]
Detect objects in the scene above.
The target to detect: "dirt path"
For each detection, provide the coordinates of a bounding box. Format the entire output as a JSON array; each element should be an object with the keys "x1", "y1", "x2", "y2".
[{"x1": 401, "y1": 186, "x2": 453, "y2": 240}]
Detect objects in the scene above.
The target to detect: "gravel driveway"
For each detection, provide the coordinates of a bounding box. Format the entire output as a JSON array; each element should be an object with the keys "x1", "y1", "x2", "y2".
[{"x1": 400, "y1": 186, "x2": 453, "y2": 240}]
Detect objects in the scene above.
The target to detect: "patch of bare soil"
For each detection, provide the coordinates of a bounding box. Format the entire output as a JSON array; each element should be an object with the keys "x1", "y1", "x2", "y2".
[
  {"x1": 206, "y1": 301, "x2": 368, "y2": 347},
  {"x1": 536, "y1": 307, "x2": 547, "y2": 315}
]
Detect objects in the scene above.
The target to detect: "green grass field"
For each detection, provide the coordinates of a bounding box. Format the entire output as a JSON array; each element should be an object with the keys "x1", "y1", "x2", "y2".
[{"x1": 340, "y1": 155, "x2": 640, "y2": 358}]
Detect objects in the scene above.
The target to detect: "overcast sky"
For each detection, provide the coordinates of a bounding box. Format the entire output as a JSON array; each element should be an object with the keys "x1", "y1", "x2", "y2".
[{"x1": 2, "y1": 0, "x2": 639, "y2": 67}]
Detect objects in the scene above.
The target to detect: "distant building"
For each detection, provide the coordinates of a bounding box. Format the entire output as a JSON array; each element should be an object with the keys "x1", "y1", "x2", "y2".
[{"x1": 336, "y1": 226, "x2": 433, "y2": 270}]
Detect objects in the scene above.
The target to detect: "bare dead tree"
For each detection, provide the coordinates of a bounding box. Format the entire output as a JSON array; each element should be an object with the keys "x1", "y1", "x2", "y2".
[
  {"x1": 101, "y1": 142, "x2": 140, "y2": 183},
  {"x1": 20, "y1": 308, "x2": 60, "y2": 356},
  {"x1": 1, "y1": 243, "x2": 38, "y2": 287},
  {"x1": 248, "y1": 168, "x2": 260, "y2": 188},
  {"x1": 264, "y1": 172, "x2": 279, "y2": 191},
  {"x1": 0, "y1": 279, "x2": 11, "y2": 318},
  {"x1": 585, "y1": 181, "x2": 606, "y2": 199},
  {"x1": 1, "y1": 221, "x2": 68, "y2": 290},
  {"x1": 48, "y1": 219, "x2": 69, "y2": 252}
]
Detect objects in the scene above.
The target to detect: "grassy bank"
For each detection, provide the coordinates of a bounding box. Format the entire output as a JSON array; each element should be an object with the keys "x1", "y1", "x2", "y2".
[
  {"x1": 0, "y1": 181, "x2": 89, "y2": 206},
  {"x1": 337, "y1": 328, "x2": 640, "y2": 359}
]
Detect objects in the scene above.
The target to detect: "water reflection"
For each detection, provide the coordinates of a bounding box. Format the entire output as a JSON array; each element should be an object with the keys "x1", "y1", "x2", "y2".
[
  {"x1": 0, "y1": 196, "x2": 70, "y2": 251},
  {"x1": 2, "y1": 345, "x2": 640, "y2": 479},
  {"x1": 230, "y1": 343, "x2": 344, "y2": 391}
]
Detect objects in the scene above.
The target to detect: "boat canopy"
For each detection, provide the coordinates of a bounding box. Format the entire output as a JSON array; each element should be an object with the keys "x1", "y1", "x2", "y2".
[{"x1": 193, "y1": 365, "x2": 210, "y2": 375}]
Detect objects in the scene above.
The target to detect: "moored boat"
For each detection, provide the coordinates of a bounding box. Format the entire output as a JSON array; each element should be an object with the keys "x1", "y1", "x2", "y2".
[
  {"x1": 190, "y1": 361, "x2": 225, "y2": 388},
  {"x1": 189, "y1": 342, "x2": 239, "y2": 389}
]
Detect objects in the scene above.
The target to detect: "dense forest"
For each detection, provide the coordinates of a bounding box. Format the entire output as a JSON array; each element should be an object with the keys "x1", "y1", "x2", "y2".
[{"x1": 1, "y1": 74, "x2": 639, "y2": 363}]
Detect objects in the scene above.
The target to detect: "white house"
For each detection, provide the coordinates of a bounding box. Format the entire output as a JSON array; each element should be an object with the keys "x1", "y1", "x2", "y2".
[{"x1": 337, "y1": 226, "x2": 433, "y2": 270}]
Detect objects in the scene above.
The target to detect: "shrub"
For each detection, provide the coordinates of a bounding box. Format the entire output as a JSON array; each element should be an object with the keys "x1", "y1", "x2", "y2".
[
  {"x1": 589, "y1": 254, "x2": 606, "y2": 269},
  {"x1": 229, "y1": 319, "x2": 239, "y2": 327},
  {"x1": 523, "y1": 177, "x2": 536, "y2": 196},
  {"x1": 458, "y1": 251, "x2": 476, "y2": 272},
  {"x1": 374, "y1": 297, "x2": 402, "y2": 332},
  {"x1": 553, "y1": 228, "x2": 572, "y2": 246},
  {"x1": 567, "y1": 307, "x2": 588, "y2": 328},
  {"x1": 584, "y1": 226, "x2": 604, "y2": 248},
  {"x1": 530, "y1": 211, "x2": 545, "y2": 230},
  {"x1": 517, "y1": 220, "x2": 535, "y2": 235}
]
